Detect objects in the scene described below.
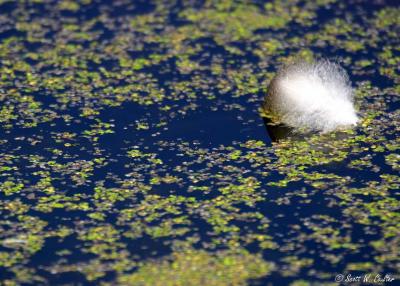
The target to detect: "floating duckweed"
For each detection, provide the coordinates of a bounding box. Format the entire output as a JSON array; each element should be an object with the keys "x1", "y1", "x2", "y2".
[{"x1": 118, "y1": 248, "x2": 273, "y2": 286}]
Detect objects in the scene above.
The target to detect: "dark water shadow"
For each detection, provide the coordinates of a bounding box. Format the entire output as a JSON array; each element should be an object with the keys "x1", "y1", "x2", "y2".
[
  {"x1": 262, "y1": 117, "x2": 300, "y2": 142},
  {"x1": 262, "y1": 116, "x2": 357, "y2": 144}
]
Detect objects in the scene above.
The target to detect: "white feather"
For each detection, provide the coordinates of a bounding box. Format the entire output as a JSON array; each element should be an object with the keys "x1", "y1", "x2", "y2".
[{"x1": 264, "y1": 59, "x2": 358, "y2": 132}]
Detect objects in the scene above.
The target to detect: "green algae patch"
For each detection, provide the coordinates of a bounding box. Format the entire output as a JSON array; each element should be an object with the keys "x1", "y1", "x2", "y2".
[
  {"x1": 182, "y1": 5, "x2": 288, "y2": 42},
  {"x1": 118, "y1": 248, "x2": 273, "y2": 286}
]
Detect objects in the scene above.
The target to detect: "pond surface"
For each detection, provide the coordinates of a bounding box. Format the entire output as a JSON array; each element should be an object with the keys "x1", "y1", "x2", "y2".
[{"x1": 0, "y1": 0, "x2": 399, "y2": 285}]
